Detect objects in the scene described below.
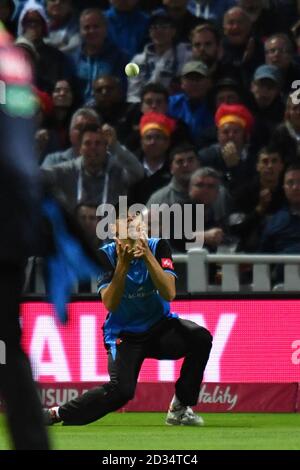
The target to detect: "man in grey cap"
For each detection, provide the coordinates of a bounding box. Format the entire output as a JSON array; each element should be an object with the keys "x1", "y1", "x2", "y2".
[
  {"x1": 168, "y1": 60, "x2": 215, "y2": 142},
  {"x1": 249, "y1": 63, "x2": 284, "y2": 142}
]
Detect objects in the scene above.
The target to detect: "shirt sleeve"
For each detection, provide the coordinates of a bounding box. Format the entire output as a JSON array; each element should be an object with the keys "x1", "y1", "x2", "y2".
[
  {"x1": 96, "y1": 249, "x2": 115, "y2": 294},
  {"x1": 155, "y1": 239, "x2": 177, "y2": 278}
]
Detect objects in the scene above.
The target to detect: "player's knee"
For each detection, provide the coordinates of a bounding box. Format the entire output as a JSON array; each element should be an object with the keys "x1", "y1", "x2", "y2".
[{"x1": 193, "y1": 326, "x2": 213, "y2": 353}]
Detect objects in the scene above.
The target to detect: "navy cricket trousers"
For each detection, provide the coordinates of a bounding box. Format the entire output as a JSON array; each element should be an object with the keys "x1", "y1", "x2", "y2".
[{"x1": 59, "y1": 317, "x2": 213, "y2": 425}]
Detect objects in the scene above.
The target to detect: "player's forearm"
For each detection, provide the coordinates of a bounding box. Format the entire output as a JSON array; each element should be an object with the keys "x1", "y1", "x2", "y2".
[
  {"x1": 144, "y1": 253, "x2": 176, "y2": 302},
  {"x1": 101, "y1": 263, "x2": 128, "y2": 311}
]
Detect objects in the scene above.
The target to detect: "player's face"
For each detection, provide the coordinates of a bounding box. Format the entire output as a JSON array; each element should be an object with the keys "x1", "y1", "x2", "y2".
[{"x1": 115, "y1": 212, "x2": 145, "y2": 241}]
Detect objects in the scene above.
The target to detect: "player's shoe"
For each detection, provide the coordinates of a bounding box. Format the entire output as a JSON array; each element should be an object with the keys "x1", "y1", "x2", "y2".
[
  {"x1": 43, "y1": 407, "x2": 62, "y2": 425},
  {"x1": 166, "y1": 399, "x2": 204, "y2": 426}
]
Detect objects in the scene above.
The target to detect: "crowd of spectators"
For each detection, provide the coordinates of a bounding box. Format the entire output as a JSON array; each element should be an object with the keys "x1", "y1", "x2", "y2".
[{"x1": 3, "y1": 0, "x2": 300, "y2": 266}]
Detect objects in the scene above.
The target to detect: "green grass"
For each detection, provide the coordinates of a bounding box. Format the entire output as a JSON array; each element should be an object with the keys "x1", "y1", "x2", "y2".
[{"x1": 1, "y1": 413, "x2": 300, "y2": 450}]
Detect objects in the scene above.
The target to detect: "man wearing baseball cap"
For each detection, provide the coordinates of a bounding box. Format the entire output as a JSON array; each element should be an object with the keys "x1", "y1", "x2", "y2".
[
  {"x1": 168, "y1": 60, "x2": 215, "y2": 142},
  {"x1": 250, "y1": 64, "x2": 284, "y2": 144}
]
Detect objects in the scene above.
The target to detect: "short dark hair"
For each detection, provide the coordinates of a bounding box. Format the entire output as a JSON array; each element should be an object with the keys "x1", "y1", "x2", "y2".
[
  {"x1": 258, "y1": 145, "x2": 283, "y2": 161},
  {"x1": 80, "y1": 8, "x2": 106, "y2": 23},
  {"x1": 141, "y1": 83, "x2": 169, "y2": 102},
  {"x1": 190, "y1": 22, "x2": 221, "y2": 44},
  {"x1": 78, "y1": 123, "x2": 102, "y2": 144},
  {"x1": 285, "y1": 163, "x2": 300, "y2": 175},
  {"x1": 169, "y1": 143, "x2": 197, "y2": 163}
]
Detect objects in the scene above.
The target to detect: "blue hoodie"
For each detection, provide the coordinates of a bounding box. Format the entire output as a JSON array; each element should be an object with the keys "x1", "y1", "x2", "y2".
[{"x1": 105, "y1": 5, "x2": 149, "y2": 59}]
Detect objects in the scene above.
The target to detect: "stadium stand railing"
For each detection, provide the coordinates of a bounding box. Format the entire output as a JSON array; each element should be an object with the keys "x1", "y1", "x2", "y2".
[{"x1": 24, "y1": 251, "x2": 300, "y2": 295}]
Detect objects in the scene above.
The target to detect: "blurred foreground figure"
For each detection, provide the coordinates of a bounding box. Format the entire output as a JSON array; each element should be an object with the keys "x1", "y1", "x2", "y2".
[{"x1": 0, "y1": 22, "x2": 49, "y2": 449}]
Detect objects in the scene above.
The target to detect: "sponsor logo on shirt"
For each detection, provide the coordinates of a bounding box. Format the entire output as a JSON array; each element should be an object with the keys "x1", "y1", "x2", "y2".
[{"x1": 161, "y1": 258, "x2": 174, "y2": 270}]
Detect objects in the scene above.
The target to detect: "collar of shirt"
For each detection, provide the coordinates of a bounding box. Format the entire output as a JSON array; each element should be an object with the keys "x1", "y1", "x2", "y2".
[{"x1": 143, "y1": 160, "x2": 164, "y2": 176}]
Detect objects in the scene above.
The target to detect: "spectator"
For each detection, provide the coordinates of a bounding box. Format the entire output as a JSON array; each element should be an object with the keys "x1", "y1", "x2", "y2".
[
  {"x1": 271, "y1": 94, "x2": 300, "y2": 166},
  {"x1": 170, "y1": 167, "x2": 229, "y2": 253},
  {"x1": 248, "y1": 64, "x2": 284, "y2": 145},
  {"x1": 237, "y1": 0, "x2": 283, "y2": 38},
  {"x1": 214, "y1": 77, "x2": 243, "y2": 108},
  {"x1": 190, "y1": 23, "x2": 220, "y2": 68},
  {"x1": 104, "y1": 0, "x2": 149, "y2": 58},
  {"x1": 126, "y1": 11, "x2": 191, "y2": 103},
  {"x1": 44, "y1": 0, "x2": 80, "y2": 53},
  {"x1": 259, "y1": 164, "x2": 300, "y2": 280},
  {"x1": 198, "y1": 76, "x2": 244, "y2": 148},
  {"x1": 41, "y1": 107, "x2": 100, "y2": 168},
  {"x1": 221, "y1": 6, "x2": 265, "y2": 87},
  {"x1": 190, "y1": 23, "x2": 235, "y2": 79},
  {"x1": 17, "y1": 0, "x2": 72, "y2": 93},
  {"x1": 124, "y1": 83, "x2": 191, "y2": 151},
  {"x1": 42, "y1": 123, "x2": 144, "y2": 213},
  {"x1": 147, "y1": 143, "x2": 200, "y2": 205},
  {"x1": 168, "y1": 60, "x2": 215, "y2": 142},
  {"x1": 88, "y1": 75, "x2": 132, "y2": 144},
  {"x1": 231, "y1": 146, "x2": 285, "y2": 252},
  {"x1": 264, "y1": 33, "x2": 300, "y2": 98},
  {"x1": 159, "y1": 0, "x2": 203, "y2": 43},
  {"x1": 130, "y1": 112, "x2": 176, "y2": 204},
  {"x1": 75, "y1": 202, "x2": 100, "y2": 250},
  {"x1": 34, "y1": 78, "x2": 79, "y2": 159},
  {"x1": 68, "y1": 8, "x2": 127, "y2": 103},
  {"x1": 0, "y1": 0, "x2": 17, "y2": 36},
  {"x1": 198, "y1": 103, "x2": 256, "y2": 193}
]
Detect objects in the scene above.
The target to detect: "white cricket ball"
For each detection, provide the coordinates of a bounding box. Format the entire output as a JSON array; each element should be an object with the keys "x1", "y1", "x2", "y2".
[{"x1": 125, "y1": 62, "x2": 140, "y2": 77}]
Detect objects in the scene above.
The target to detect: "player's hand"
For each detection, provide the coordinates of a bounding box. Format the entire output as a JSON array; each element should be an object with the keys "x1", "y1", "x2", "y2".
[
  {"x1": 114, "y1": 237, "x2": 135, "y2": 267},
  {"x1": 133, "y1": 237, "x2": 150, "y2": 259},
  {"x1": 221, "y1": 142, "x2": 240, "y2": 168}
]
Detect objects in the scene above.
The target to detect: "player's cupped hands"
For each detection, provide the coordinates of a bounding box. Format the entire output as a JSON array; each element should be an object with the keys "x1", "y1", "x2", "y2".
[
  {"x1": 133, "y1": 237, "x2": 150, "y2": 259},
  {"x1": 114, "y1": 237, "x2": 135, "y2": 266}
]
